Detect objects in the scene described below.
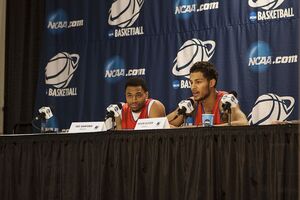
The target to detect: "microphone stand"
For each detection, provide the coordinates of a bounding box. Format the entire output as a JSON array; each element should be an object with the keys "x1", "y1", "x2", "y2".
[
  {"x1": 222, "y1": 102, "x2": 232, "y2": 126},
  {"x1": 182, "y1": 114, "x2": 187, "y2": 127},
  {"x1": 228, "y1": 108, "x2": 232, "y2": 126},
  {"x1": 111, "y1": 117, "x2": 116, "y2": 130}
]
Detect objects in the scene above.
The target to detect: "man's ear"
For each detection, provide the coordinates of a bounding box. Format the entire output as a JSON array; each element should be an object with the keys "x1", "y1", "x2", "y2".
[
  {"x1": 209, "y1": 79, "x2": 216, "y2": 88},
  {"x1": 146, "y1": 91, "x2": 149, "y2": 99}
]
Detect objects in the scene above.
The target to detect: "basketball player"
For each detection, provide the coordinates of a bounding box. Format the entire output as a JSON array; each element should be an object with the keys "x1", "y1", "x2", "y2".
[
  {"x1": 167, "y1": 61, "x2": 248, "y2": 127},
  {"x1": 106, "y1": 77, "x2": 166, "y2": 130}
]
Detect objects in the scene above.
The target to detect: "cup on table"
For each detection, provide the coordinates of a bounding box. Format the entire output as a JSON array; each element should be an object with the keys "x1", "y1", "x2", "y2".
[{"x1": 202, "y1": 114, "x2": 214, "y2": 127}]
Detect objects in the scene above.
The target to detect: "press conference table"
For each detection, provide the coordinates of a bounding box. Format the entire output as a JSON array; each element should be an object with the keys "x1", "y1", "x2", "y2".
[{"x1": 0, "y1": 124, "x2": 298, "y2": 200}]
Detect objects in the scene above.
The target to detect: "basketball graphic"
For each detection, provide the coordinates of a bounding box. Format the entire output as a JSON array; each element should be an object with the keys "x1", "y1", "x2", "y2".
[
  {"x1": 248, "y1": 93, "x2": 295, "y2": 125},
  {"x1": 248, "y1": 0, "x2": 284, "y2": 10},
  {"x1": 45, "y1": 52, "x2": 79, "y2": 88},
  {"x1": 108, "y1": 0, "x2": 144, "y2": 28},
  {"x1": 172, "y1": 39, "x2": 216, "y2": 77}
]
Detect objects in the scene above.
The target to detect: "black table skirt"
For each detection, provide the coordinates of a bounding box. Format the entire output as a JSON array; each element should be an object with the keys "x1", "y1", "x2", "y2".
[{"x1": 0, "y1": 124, "x2": 298, "y2": 200}]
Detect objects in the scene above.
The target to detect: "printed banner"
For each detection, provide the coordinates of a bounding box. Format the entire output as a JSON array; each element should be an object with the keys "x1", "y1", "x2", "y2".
[{"x1": 35, "y1": 0, "x2": 299, "y2": 129}]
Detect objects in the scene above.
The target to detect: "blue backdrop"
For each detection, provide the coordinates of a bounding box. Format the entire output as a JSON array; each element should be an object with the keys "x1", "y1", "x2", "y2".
[{"x1": 35, "y1": 0, "x2": 299, "y2": 129}]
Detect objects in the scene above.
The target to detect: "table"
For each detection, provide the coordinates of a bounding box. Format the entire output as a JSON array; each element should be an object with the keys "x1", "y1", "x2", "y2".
[{"x1": 0, "y1": 124, "x2": 298, "y2": 200}]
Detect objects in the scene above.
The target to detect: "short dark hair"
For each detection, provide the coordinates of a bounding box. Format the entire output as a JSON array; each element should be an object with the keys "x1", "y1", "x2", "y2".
[
  {"x1": 190, "y1": 61, "x2": 218, "y2": 87},
  {"x1": 125, "y1": 77, "x2": 148, "y2": 92}
]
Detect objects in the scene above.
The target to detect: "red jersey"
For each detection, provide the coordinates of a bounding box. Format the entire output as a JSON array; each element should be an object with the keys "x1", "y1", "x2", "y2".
[
  {"x1": 121, "y1": 99, "x2": 152, "y2": 129},
  {"x1": 194, "y1": 91, "x2": 226, "y2": 126}
]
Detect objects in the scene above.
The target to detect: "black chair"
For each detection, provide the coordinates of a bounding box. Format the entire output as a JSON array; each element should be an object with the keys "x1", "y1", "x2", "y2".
[{"x1": 12, "y1": 122, "x2": 34, "y2": 134}]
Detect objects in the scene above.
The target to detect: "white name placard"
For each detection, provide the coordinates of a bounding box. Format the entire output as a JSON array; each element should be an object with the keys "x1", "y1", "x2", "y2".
[
  {"x1": 68, "y1": 121, "x2": 107, "y2": 133},
  {"x1": 134, "y1": 117, "x2": 170, "y2": 130}
]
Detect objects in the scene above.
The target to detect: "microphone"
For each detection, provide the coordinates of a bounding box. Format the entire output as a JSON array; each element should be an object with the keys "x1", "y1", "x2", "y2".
[
  {"x1": 177, "y1": 98, "x2": 194, "y2": 115},
  {"x1": 169, "y1": 98, "x2": 195, "y2": 124},
  {"x1": 36, "y1": 106, "x2": 53, "y2": 120},
  {"x1": 35, "y1": 112, "x2": 46, "y2": 120},
  {"x1": 221, "y1": 91, "x2": 238, "y2": 112},
  {"x1": 106, "y1": 111, "x2": 115, "y2": 119},
  {"x1": 105, "y1": 103, "x2": 123, "y2": 119},
  {"x1": 33, "y1": 106, "x2": 59, "y2": 133},
  {"x1": 222, "y1": 102, "x2": 231, "y2": 112},
  {"x1": 178, "y1": 107, "x2": 187, "y2": 115}
]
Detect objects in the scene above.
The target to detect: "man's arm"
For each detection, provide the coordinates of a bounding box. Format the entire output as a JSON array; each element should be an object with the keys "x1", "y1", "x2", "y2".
[
  {"x1": 115, "y1": 116, "x2": 122, "y2": 130},
  {"x1": 167, "y1": 108, "x2": 184, "y2": 127},
  {"x1": 148, "y1": 100, "x2": 166, "y2": 118},
  {"x1": 230, "y1": 105, "x2": 249, "y2": 125},
  {"x1": 217, "y1": 105, "x2": 248, "y2": 126}
]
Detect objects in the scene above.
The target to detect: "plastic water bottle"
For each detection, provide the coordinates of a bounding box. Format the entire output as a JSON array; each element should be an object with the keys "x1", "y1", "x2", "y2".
[
  {"x1": 182, "y1": 116, "x2": 194, "y2": 127},
  {"x1": 41, "y1": 120, "x2": 47, "y2": 133},
  {"x1": 41, "y1": 116, "x2": 59, "y2": 133},
  {"x1": 186, "y1": 117, "x2": 194, "y2": 126}
]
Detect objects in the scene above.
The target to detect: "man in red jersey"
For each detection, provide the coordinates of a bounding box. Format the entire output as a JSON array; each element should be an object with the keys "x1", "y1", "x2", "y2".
[
  {"x1": 167, "y1": 61, "x2": 248, "y2": 127},
  {"x1": 106, "y1": 77, "x2": 166, "y2": 130}
]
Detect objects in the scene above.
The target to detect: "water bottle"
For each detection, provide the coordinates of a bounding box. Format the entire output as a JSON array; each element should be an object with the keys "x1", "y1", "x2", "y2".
[
  {"x1": 41, "y1": 119, "x2": 47, "y2": 133},
  {"x1": 186, "y1": 117, "x2": 194, "y2": 126},
  {"x1": 182, "y1": 116, "x2": 194, "y2": 127},
  {"x1": 40, "y1": 116, "x2": 59, "y2": 133}
]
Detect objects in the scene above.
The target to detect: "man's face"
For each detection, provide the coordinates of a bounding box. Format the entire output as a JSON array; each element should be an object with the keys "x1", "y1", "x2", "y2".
[
  {"x1": 189, "y1": 72, "x2": 213, "y2": 102},
  {"x1": 125, "y1": 86, "x2": 148, "y2": 112}
]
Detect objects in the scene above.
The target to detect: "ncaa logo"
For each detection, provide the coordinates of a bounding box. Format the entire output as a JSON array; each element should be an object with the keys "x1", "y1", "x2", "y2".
[
  {"x1": 45, "y1": 52, "x2": 79, "y2": 88},
  {"x1": 248, "y1": 0, "x2": 284, "y2": 10},
  {"x1": 172, "y1": 80, "x2": 180, "y2": 89},
  {"x1": 47, "y1": 9, "x2": 68, "y2": 34},
  {"x1": 172, "y1": 39, "x2": 216, "y2": 78},
  {"x1": 104, "y1": 56, "x2": 126, "y2": 83},
  {"x1": 248, "y1": 93, "x2": 295, "y2": 125},
  {"x1": 175, "y1": 0, "x2": 196, "y2": 19},
  {"x1": 249, "y1": 11, "x2": 257, "y2": 22},
  {"x1": 248, "y1": 41, "x2": 272, "y2": 72},
  {"x1": 108, "y1": 0, "x2": 145, "y2": 28}
]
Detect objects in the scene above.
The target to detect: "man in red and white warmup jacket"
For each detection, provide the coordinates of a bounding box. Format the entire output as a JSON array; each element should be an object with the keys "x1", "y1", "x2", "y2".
[
  {"x1": 167, "y1": 61, "x2": 248, "y2": 127},
  {"x1": 106, "y1": 77, "x2": 166, "y2": 130}
]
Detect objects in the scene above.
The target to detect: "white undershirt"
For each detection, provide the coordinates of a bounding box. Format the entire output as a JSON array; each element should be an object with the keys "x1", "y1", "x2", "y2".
[{"x1": 121, "y1": 99, "x2": 155, "y2": 121}]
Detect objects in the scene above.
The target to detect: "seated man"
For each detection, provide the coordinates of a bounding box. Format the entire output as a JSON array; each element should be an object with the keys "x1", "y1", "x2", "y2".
[
  {"x1": 167, "y1": 61, "x2": 248, "y2": 127},
  {"x1": 106, "y1": 77, "x2": 166, "y2": 130}
]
